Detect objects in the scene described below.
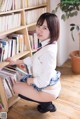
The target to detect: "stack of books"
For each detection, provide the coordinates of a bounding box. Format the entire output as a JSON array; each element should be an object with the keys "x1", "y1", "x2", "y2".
[{"x1": 0, "y1": 65, "x2": 28, "y2": 99}]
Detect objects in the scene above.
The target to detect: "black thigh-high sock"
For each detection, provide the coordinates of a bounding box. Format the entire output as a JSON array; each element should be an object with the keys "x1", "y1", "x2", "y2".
[{"x1": 18, "y1": 94, "x2": 50, "y2": 104}]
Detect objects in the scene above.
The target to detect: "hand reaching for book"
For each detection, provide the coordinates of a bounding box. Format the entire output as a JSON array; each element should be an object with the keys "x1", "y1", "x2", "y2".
[
  {"x1": 5, "y1": 57, "x2": 16, "y2": 65},
  {"x1": 5, "y1": 57, "x2": 24, "y2": 66}
]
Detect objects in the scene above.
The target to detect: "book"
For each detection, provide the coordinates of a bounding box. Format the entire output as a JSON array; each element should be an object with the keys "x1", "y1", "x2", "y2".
[
  {"x1": 0, "y1": 72, "x2": 15, "y2": 96},
  {"x1": 5, "y1": 77, "x2": 15, "y2": 95},
  {"x1": 0, "y1": 67, "x2": 17, "y2": 83},
  {"x1": 4, "y1": 65, "x2": 28, "y2": 82},
  {"x1": 0, "y1": 38, "x2": 9, "y2": 61},
  {"x1": 3, "y1": 78, "x2": 12, "y2": 99}
]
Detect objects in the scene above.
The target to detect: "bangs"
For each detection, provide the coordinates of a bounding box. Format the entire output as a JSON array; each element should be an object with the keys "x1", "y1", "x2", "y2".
[{"x1": 36, "y1": 17, "x2": 45, "y2": 26}]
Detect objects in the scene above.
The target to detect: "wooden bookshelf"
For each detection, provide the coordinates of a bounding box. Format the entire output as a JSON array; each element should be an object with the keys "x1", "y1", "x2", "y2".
[
  {"x1": 0, "y1": 26, "x2": 26, "y2": 37},
  {"x1": 26, "y1": 22, "x2": 36, "y2": 28},
  {"x1": 24, "y1": 4, "x2": 47, "y2": 10},
  {"x1": 0, "y1": 0, "x2": 50, "y2": 112},
  {"x1": 0, "y1": 9, "x2": 23, "y2": 15},
  {"x1": 0, "y1": 79, "x2": 8, "y2": 112},
  {"x1": 0, "y1": 51, "x2": 30, "y2": 69},
  {"x1": 8, "y1": 95, "x2": 20, "y2": 108}
]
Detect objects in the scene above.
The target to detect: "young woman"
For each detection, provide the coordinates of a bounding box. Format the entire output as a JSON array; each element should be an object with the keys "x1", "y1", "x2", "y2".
[{"x1": 6, "y1": 13, "x2": 61, "y2": 113}]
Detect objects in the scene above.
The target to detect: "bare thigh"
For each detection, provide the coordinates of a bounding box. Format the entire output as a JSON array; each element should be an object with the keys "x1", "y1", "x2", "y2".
[{"x1": 13, "y1": 82, "x2": 55, "y2": 102}]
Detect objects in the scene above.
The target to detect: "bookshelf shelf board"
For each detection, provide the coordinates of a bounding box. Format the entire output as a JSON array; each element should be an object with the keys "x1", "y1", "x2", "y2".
[
  {"x1": 0, "y1": 26, "x2": 26, "y2": 37},
  {"x1": 0, "y1": 62, "x2": 9, "y2": 69},
  {"x1": 0, "y1": 51, "x2": 30, "y2": 68},
  {"x1": 12, "y1": 51, "x2": 30, "y2": 60},
  {"x1": 8, "y1": 95, "x2": 20, "y2": 108},
  {"x1": 26, "y1": 22, "x2": 36, "y2": 27},
  {"x1": 24, "y1": 4, "x2": 47, "y2": 10},
  {"x1": 0, "y1": 9, "x2": 23, "y2": 15},
  {"x1": 31, "y1": 49, "x2": 37, "y2": 53}
]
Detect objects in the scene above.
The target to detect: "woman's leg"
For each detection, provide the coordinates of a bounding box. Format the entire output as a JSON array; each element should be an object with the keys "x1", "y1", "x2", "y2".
[
  {"x1": 13, "y1": 82, "x2": 56, "y2": 102},
  {"x1": 13, "y1": 82, "x2": 57, "y2": 113}
]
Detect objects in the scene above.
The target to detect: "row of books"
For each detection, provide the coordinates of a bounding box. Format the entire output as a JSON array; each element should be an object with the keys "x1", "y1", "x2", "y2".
[
  {"x1": 0, "y1": 34, "x2": 26, "y2": 62},
  {"x1": 0, "y1": 13, "x2": 21, "y2": 33},
  {"x1": 23, "y1": 0, "x2": 47, "y2": 8},
  {"x1": 25, "y1": 7, "x2": 47, "y2": 24},
  {"x1": 29, "y1": 30, "x2": 40, "y2": 50},
  {"x1": 0, "y1": 0, "x2": 22, "y2": 12},
  {"x1": 0, "y1": 65, "x2": 28, "y2": 99}
]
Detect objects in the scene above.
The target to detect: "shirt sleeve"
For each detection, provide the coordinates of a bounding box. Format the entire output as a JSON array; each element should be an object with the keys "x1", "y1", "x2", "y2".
[
  {"x1": 23, "y1": 56, "x2": 32, "y2": 67},
  {"x1": 33, "y1": 49, "x2": 57, "y2": 88}
]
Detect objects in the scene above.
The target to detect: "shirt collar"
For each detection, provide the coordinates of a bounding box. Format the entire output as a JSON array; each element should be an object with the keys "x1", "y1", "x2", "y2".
[{"x1": 41, "y1": 39, "x2": 50, "y2": 47}]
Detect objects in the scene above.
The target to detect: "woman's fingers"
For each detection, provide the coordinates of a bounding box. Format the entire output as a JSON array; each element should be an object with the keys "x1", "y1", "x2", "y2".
[{"x1": 5, "y1": 57, "x2": 16, "y2": 65}]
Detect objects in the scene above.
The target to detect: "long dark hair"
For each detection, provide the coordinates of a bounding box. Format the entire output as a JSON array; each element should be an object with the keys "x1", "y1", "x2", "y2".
[{"x1": 36, "y1": 13, "x2": 60, "y2": 44}]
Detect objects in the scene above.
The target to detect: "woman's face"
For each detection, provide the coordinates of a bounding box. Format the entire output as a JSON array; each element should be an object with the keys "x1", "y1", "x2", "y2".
[{"x1": 36, "y1": 20, "x2": 50, "y2": 42}]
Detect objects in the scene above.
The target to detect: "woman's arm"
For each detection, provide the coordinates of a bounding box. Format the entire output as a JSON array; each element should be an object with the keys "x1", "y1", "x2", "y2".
[
  {"x1": 27, "y1": 78, "x2": 34, "y2": 86},
  {"x1": 5, "y1": 57, "x2": 24, "y2": 66}
]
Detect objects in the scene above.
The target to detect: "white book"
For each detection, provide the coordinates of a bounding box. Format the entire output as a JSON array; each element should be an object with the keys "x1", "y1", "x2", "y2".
[
  {"x1": 11, "y1": 14, "x2": 15, "y2": 28},
  {"x1": 0, "y1": 38, "x2": 9, "y2": 60},
  {"x1": 29, "y1": 35, "x2": 34, "y2": 49},
  {"x1": 0, "y1": 17, "x2": 2, "y2": 32},
  {"x1": 17, "y1": 13, "x2": 21, "y2": 27},
  {"x1": 7, "y1": 0, "x2": 13, "y2": 11},
  {"x1": 13, "y1": 14, "x2": 16, "y2": 27},
  {"x1": 0, "y1": 0, "x2": 3, "y2": 8},
  {"x1": 12, "y1": 0, "x2": 14, "y2": 10},
  {"x1": 14, "y1": 0, "x2": 21, "y2": 9},
  {"x1": 7, "y1": 15, "x2": 12, "y2": 30},
  {"x1": 1, "y1": 16, "x2": 5, "y2": 32},
  {"x1": 38, "y1": 0, "x2": 43, "y2": 5},
  {"x1": 12, "y1": 36, "x2": 19, "y2": 54},
  {"x1": 7, "y1": 39, "x2": 12, "y2": 57},
  {"x1": 5, "y1": 15, "x2": 8, "y2": 31},
  {"x1": 0, "y1": 0, "x2": 5, "y2": 11},
  {"x1": 15, "y1": 14, "x2": 19, "y2": 28},
  {"x1": 36, "y1": 0, "x2": 39, "y2": 6},
  {"x1": 28, "y1": 0, "x2": 33, "y2": 7},
  {"x1": 5, "y1": 0, "x2": 9, "y2": 11},
  {"x1": 34, "y1": 33, "x2": 38, "y2": 49},
  {"x1": 5, "y1": 77, "x2": 15, "y2": 95},
  {"x1": 1, "y1": 16, "x2": 3, "y2": 32},
  {"x1": 9, "y1": 34, "x2": 19, "y2": 54},
  {"x1": 26, "y1": 11, "x2": 31, "y2": 24},
  {"x1": 16, "y1": 14, "x2": 20, "y2": 27},
  {"x1": 3, "y1": 78, "x2": 12, "y2": 99},
  {"x1": 43, "y1": 0, "x2": 47, "y2": 4},
  {"x1": 32, "y1": 10, "x2": 36, "y2": 23},
  {"x1": 12, "y1": 39, "x2": 16, "y2": 56},
  {"x1": 23, "y1": 0, "x2": 28, "y2": 8},
  {"x1": 14, "y1": 0, "x2": 17, "y2": 9},
  {"x1": 0, "y1": 0, "x2": 8, "y2": 12}
]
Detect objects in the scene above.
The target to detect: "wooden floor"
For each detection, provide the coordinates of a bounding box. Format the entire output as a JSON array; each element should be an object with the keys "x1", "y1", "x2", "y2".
[{"x1": 7, "y1": 59, "x2": 80, "y2": 119}]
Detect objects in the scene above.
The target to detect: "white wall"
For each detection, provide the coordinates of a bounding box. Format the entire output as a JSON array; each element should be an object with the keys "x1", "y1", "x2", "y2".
[
  {"x1": 50, "y1": 0, "x2": 69, "y2": 66},
  {"x1": 68, "y1": 13, "x2": 80, "y2": 54},
  {"x1": 50, "y1": 0, "x2": 80, "y2": 66}
]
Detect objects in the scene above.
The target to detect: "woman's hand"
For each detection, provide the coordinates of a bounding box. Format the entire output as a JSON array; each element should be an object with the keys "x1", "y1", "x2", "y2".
[
  {"x1": 27, "y1": 78, "x2": 34, "y2": 86},
  {"x1": 5, "y1": 58, "x2": 24, "y2": 66},
  {"x1": 5, "y1": 57, "x2": 16, "y2": 65}
]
